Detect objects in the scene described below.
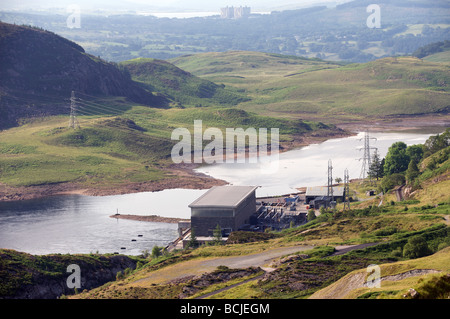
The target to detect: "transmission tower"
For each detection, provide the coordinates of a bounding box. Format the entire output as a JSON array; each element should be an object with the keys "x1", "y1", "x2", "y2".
[
  {"x1": 343, "y1": 168, "x2": 350, "y2": 210},
  {"x1": 327, "y1": 159, "x2": 333, "y2": 207},
  {"x1": 68, "y1": 90, "x2": 80, "y2": 129},
  {"x1": 358, "y1": 130, "x2": 377, "y2": 181}
]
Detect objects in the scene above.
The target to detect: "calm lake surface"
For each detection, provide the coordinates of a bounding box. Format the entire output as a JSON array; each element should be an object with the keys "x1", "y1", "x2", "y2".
[{"x1": 0, "y1": 131, "x2": 436, "y2": 255}]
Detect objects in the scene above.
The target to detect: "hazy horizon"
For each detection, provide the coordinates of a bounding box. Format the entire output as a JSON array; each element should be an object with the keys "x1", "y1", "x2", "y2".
[{"x1": 0, "y1": 0, "x2": 354, "y2": 15}]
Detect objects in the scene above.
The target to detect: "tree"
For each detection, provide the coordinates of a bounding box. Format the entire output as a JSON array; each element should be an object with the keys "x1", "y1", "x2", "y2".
[
  {"x1": 188, "y1": 227, "x2": 198, "y2": 249},
  {"x1": 406, "y1": 159, "x2": 420, "y2": 184},
  {"x1": 380, "y1": 173, "x2": 405, "y2": 193},
  {"x1": 384, "y1": 142, "x2": 410, "y2": 176},
  {"x1": 423, "y1": 129, "x2": 450, "y2": 157},
  {"x1": 151, "y1": 245, "x2": 162, "y2": 258},
  {"x1": 406, "y1": 144, "x2": 424, "y2": 165},
  {"x1": 403, "y1": 236, "x2": 431, "y2": 259},
  {"x1": 213, "y1": 224, "x2": 222, "y2": 245},
  {"x1": 307, "y1": 208, "x2": 316, "y2": 222},
  {"x1": 368, "y1": 150, "x2": 384, "y2": 180},
  {"x1": 335, "y1": 177, "x2": 342, "y2": 183}
]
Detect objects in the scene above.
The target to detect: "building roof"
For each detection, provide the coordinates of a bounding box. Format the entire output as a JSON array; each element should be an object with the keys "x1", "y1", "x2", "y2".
[
  {"x1": 306, "y1": 186, "x2": 345, "y2": 197},
  {"x1": 189, "y1": 186, "x2": 258, "y2": 209}
]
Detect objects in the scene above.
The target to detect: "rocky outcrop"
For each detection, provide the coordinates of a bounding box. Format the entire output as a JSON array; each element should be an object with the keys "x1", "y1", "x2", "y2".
[
  {"x1": 178, "y1": 266, "x2": 262, "y2": 299},
  {"x1": 0, "y1": 249, "x2": 139, "y2": 299}
]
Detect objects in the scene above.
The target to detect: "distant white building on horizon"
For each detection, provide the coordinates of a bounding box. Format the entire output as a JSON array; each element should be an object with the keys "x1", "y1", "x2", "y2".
[{"x1": 220, "y1": 6, "x2": 251, "y2": 19}]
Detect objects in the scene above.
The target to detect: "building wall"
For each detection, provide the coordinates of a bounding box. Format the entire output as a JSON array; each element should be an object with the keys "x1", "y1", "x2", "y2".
[
  {"x1": 190, "y1": 190, "x2": 256, "y2": 236},
  {"x1": 191, "y1": 215, "x2": 235, "y2": 237},
  {"x1": 233, "y1": 193, "x2": 256, "y2": 230}
]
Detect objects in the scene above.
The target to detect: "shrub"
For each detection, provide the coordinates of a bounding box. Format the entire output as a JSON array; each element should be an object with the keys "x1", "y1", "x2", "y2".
[
  {"x1": 151, "y1": 246, "x2": 162, "y2": 258},
  {"x1": 403, "y1": 236, "x2": 432, "y2": 259},
  {"x1": 380, "y1": 173, "x2": 405, "y2": 193},
  {"x1": 307, "y1": 209, "x2": 316, "y2": 222},
  {"x1": 374, "y1": 227, "x2": 398, "y2": 237}
]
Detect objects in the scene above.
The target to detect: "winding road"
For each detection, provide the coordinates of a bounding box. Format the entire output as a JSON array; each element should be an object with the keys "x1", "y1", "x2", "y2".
[
  {"x1": 132, "y1": 242, "x2": 380, "y2": 289},
  {"x1": 132, "y1": 245, "x2": 313, "y2": 286}
]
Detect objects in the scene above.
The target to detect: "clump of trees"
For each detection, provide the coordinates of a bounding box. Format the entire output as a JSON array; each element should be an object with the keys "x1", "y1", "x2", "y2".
[{"x1": 369, "y1": 129, "x2": 449, "y2": 193}]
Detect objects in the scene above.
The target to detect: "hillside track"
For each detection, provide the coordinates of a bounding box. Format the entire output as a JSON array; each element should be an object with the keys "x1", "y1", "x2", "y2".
[{"x1": 132, "y1": 245, "x2": 313, "y2": 286}]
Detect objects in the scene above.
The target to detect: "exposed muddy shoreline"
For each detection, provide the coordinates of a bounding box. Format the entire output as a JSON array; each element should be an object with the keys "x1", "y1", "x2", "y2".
[
  {"x1": 1, "y1": 115, "x2": 447, "y2": 202},
  {"x1": 109, "y1": 213, "x2": 190, "y2": 224}
]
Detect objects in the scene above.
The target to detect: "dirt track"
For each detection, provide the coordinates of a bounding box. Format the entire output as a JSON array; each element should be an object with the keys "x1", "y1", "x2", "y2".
[{"x1": 132, "y1": 245, "x2": 313, "y2": 286}]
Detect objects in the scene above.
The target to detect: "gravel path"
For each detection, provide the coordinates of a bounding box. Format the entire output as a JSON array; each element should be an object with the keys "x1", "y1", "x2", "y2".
[{"x1": 132, "y1": 245, "x2": 313, "y2": 286}]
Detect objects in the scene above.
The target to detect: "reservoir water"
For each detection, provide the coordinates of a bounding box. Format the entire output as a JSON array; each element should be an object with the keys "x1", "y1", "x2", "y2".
[{"x1": 0, "y1": 131, "x2": 436, "y2": 255}]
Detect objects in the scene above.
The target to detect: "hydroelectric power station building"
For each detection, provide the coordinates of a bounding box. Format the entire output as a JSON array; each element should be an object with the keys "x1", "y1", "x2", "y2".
[{"x1": 189, "y1": 185, "x2": 258, "y2": 237}]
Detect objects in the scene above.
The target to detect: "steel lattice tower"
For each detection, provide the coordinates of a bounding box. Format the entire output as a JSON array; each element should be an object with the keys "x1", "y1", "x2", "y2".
[
  {"x1": 68, "y1": 90, "x2": 80, "y2": 129},
  {"x1": 327, "y1": 159, "x2": 333, "y2": 206},
  {"x1": 359, "y1": 130, "x2": 377, "y2": 180},
  {"x1": 344, "y1": 168, "x2": 350, "y2": 210}
]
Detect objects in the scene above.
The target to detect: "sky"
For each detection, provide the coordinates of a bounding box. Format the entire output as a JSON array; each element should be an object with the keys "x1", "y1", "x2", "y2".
[{"x1": 0, "y1": 0, "x2": 353, "y2": 14}]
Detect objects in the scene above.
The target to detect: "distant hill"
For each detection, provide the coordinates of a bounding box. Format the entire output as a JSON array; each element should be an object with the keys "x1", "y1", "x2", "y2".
[
  {"x1": 413, "y1": 40, "x2": 450, "y2": 59},
  {"x1": 0, "y1": 22, "x2": 167, "y2": 129},
  {"x1": 413, "y1": 40, "x2": 450, "y2": 62},
  {"x1": 120, "y1": 58, "x2": 249, "y2": 107},
  {"x1": 171, "y1": 51, "x2": 450, "y2": 120}
]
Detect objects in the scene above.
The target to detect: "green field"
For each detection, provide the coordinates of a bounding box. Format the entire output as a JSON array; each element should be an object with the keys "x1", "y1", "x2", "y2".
[
  {"x1": 424, "y1": 50, "x2": 450, "y2": 63},
  {"x1": 171, "y1": 52, "x2": 450, "y2": 122}
]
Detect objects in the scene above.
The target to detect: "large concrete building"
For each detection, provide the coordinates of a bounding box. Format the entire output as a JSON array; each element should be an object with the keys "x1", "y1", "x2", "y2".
[
  {"x1": 189, "y1": 185, "x2": 258, "y2": 236},
  {"x1": 220, "y1": 6, "x2": 251, "y2": 19}
]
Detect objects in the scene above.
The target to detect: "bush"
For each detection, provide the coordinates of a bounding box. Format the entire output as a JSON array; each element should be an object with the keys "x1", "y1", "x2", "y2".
[
  {"x1": 403, "y1": 236, "x2": 432, "y2": 259},
  {"x1": 307, "y1": 209, "x2": 316, "y2": 222},
  {"x1": 390, "y1": 247, "x2": 403, "y2": 258},
  {"x1": 380, "y1": 173, "x2": 406, "y2": 193},
  {"x1": 374, "y1": 227, "x2": 398, "y2": 237},
  {"x1": 151, "y1": 246, "x2": 162, "y2": 258}
]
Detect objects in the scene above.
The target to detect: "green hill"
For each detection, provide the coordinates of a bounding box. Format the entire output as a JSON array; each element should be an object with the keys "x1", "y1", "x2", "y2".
[
  {"x1": 171, "y1": 51, "x2": 450, "y2": 122},
  {"x1": 0, "y1": 22, "x2": 167, "y2": 130},
  {"x1": 120, "y1": 58, "x2": 249, "y2": 107},
  {"x1": 0, "y1": 105, "x2": 342, "y2": 193}
]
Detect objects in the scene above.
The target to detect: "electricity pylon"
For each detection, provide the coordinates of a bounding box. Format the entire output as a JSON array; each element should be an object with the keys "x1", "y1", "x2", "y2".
[
  {"x1": 344, "y1": 168, "x2": 350, "y2": 210},
  {"x1": 327, "y1": 159, "x2": 333, "y2": 207},
  {"x1": 359, "y1": 130, "x2": 377, "y2": 181},
  {"x1": 68, "y1": 90, "x2": 80, "y2": 129}
]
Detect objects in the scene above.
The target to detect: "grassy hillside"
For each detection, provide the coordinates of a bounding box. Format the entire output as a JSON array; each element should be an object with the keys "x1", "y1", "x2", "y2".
[
  {"x1": 0, "y1": 105, "x2": 341, "y2": 191},
  {"x1": 424, "y1": 50, "x2": 450, "y2": 62},
  {"x1": 0, "y1": 22, "x2": 166, "y2": 130},
  {"x1": 310, "y1": 246, "x2": 450, "y2": 299},
  {"x1": 171, "y1": 52, "x2": 450, "y2": 122},
  {"x1": 120, "y1": 58, "x2": 249, "y2": 107},
  {"x1": 0, "y1": 248, "x2": 144, "y2": 299}
]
